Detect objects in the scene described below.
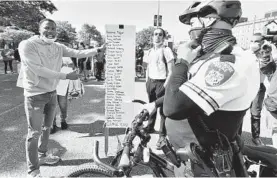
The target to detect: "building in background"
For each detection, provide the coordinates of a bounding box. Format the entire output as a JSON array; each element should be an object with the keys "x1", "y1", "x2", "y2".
[
  {"x1": 233, "y1": 16, "x2": 277, "y2": 49},
  {"x1": 233, "y1": 10, "x2": 277, "y2": 49}
]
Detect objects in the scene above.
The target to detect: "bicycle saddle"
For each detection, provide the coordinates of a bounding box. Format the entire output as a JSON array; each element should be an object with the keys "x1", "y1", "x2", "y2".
[{"x1": 242, "y1": 144, "x2": 277, "y2": 169}]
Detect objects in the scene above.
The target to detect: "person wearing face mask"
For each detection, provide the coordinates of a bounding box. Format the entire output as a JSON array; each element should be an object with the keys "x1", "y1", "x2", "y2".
[
  {"x1": 17, "y1": 18, "x2": 106, "y2": 178},
  {"x1": 141, "y1": 0, "x2": 260, "y2": 176},
  {"x1": 144, "y1": 28, "x2": 175, "y2": 149},
  {"x1": 245, "y1": 33, "x2": 277, "y2": 146}
]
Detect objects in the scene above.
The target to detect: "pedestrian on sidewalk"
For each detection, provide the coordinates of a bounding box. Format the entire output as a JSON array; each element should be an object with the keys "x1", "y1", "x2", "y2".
[
  {"x1": 144, "y1": 28, "x2": 175, "y2": 149},
  {"x1": 1, "y1": 44, "x2": 14, "y2": 74},
  {"x1": 17, "y1": 18, "x2": 105, "y2": 178}
]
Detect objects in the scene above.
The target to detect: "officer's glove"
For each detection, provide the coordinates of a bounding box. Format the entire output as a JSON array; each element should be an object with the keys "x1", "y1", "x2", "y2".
[{"x1": 175, "y1": 40, "x2": 201, "y2": 65}]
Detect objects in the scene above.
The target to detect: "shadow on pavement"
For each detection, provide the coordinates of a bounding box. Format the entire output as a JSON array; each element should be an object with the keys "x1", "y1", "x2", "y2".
[
  {"x1": 47, "y1": 139, "x2": 67, "y2": 161},
  {"x1": 68, "y1": 120, "x2": 126, "y2": 137},
  {"x1": 241, "y1": 131, "x2": 273, "y2": 145}
]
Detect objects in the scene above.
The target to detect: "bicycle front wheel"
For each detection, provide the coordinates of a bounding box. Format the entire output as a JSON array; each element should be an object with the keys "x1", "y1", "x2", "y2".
[{"x1": 67, "y1": 163, "x2": 114, "y2": 177}]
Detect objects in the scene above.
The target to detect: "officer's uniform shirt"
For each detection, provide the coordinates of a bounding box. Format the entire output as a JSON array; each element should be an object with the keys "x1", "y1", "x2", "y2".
[{"x1": 179, "y1": 45, "x2": 260, "y2": 116}]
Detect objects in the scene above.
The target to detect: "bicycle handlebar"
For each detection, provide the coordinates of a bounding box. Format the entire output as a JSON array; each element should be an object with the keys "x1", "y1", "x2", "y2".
[{"x1": 118, "y1": 109, "x2": 149, "y2": 168}]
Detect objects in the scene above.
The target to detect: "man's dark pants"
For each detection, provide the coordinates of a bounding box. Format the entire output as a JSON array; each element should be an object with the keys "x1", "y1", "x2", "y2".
[
  {"x1": 95, "y1": 62, "x2": 104, "y2": 80},
  {"x1": 146, "y1": 78, "x2": 166, "y2": 136},
  {"x1": 238, "y1": 83, "x2": 266, "y2": 136},
  {"x1": 250, "y1": 83, "x2": 266, "y2": 138},
  {"x1": 3, "y1": 60, "x2": 13, "y2": 73}
]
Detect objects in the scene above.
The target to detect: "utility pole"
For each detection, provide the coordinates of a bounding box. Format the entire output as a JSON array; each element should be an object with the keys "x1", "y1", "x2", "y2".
[
  {"x1": 157, "y1": 0, "x2": 160, "y2": 28},
  {"x1": 252, "y1": 15, "x2": 256, "y2": 34}
]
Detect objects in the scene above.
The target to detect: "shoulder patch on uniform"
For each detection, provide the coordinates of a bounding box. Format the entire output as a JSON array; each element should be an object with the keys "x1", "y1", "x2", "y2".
[
  {"x1": 220, "y1": 54, "x2": 236, "y2": 63},
  {"x1": 205, "y1": 61, "x2": 235, "y2": 87}
]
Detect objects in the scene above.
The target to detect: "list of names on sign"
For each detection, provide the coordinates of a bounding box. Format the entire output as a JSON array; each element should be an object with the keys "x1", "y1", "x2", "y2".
[{"x1": 105, "y1": 25, "x2": 136, "y2": 128}]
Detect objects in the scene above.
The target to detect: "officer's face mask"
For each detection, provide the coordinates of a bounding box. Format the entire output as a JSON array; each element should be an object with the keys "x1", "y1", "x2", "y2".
[{"x1": 189, "y1": 16, "x2": 236, "y2": 54}]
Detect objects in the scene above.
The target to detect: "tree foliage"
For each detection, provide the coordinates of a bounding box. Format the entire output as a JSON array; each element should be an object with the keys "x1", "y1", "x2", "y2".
[
  {"x1": 136, "y1": 26, "x2": 171, "y2": 49},
  {"x1": 56, "y1": 21, "x2": 77, "y2": 44},
  {"x1": 0, "y1": 28, "x2": 35, "y2": 48},
  {"x1": 0, "y1": 1, "x2": 57, "y2": 33},
  {"x1": 77, "y1": 24, "x2": 103, "y2": 46}
]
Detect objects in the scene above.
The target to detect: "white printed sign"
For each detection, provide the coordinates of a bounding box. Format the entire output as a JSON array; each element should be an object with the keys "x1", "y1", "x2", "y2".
[{"x1": 105, "y1": 24, "x2": 136, "y2": 128}]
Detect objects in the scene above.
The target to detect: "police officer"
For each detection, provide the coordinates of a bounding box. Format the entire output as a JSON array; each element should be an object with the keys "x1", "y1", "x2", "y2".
[{"x1": 142, "y1": 0, "x2": 260, "y2": 176}]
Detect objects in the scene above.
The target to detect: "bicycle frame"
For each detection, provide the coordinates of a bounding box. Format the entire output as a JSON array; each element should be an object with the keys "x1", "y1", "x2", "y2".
[
  {"x1": 91, "y1": 106, "x2": 248, "y2": 177},
  {"x1": 93, "y1": 139, "x2": 175, "y2": 177}
]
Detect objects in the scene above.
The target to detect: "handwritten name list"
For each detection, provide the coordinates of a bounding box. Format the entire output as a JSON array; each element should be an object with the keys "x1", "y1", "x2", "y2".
[{"x1": 105, "y1": 25, "x2": 136, "y2": 128}]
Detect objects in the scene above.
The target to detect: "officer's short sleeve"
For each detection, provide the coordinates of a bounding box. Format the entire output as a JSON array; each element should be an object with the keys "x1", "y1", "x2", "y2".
[{"x1": 179, "y1": 59, "x2": 246, "y2": 115}]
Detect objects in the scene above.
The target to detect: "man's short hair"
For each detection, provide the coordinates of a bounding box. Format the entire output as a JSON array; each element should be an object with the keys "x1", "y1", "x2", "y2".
[{"x1": 39, "y1": 18, "x2": 56, "y2": 27}]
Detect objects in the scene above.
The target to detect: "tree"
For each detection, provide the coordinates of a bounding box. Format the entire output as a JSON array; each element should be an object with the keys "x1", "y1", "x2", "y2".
[
  {"x1": 77, "y1": 24, "x2": 103, "y2": 46},
  {"x1": 0, "y1": 1, "x2": 57, "y2": 33},
  {"x1": 56, "y1": 21, "x2": 77, "y2": 44},
  {"x1": 0, "y1": 28, "x2": 35, "y2": 48},
  {"x1": 136, "y1": 26, "x2": 171, "y2": 49}
]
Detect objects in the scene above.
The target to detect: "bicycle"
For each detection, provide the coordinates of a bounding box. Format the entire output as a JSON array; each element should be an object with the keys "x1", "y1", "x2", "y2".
[{"x1": 67, "y1": 100, "x2": 277, "y2": 177}]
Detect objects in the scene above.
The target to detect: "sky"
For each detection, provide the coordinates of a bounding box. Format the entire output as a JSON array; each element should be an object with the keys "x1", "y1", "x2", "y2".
[{"x1": 47, "y1": 0, "x2": 277, "y2": 43}]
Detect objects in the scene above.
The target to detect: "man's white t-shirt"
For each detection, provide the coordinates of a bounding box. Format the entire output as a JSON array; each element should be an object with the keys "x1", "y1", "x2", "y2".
[{"x1": 145, "y1": 47, "x2": 174, "y2": 80}]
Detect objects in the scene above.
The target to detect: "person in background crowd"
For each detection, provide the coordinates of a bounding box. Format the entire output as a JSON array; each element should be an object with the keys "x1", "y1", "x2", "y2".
[
  {"x1": 14, "y1": 48, "x2": 21, "y2": 74},
  {"x1": 85, "y1": 44, "x2": 93, "y2": 79},
  {"x1": 95, "y1": 43, "x2": 105, "y2": 81},
  {"x1": 77, "y1": 42, "x2": 88, "y2": 82},
  {"x1": 144, "y1": 27, "x2": 175, "y2": 149},
  {"x1": 71, "y1": 43, "x2": 78, "y2": 70},
  {"x1": 1, "y1": 44, "x2": 14, "y2": 74},
  {"x1": 51, "y1": 41, "x2": 75, "y2": 134},
  {"x1": 14, "y1": 48, "x2": 21, "y2": 62},
  {"x1": 18, "y1": 18, "x2": 105, "y2": 178},
  {"x1": 246, "y1": 33, "x2": 277, "y2": 146},
  {"x1": 136, "y1": 45, "x2": 144, "y2": 66}
]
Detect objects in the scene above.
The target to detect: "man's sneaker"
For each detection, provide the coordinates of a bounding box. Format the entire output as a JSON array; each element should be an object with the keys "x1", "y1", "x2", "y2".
[
  {"x1": 252, "y1": 137, "x2": 264, "y2": 146},
  {"x1": 39, "y1": 154, "x2": 60, "y2": 165},
  {"x1": 27, "y1": 169, "x2": 41, "y2": 178},
  {"x1": 61, "y1": 121, "x2": 68, "y2": 130}
]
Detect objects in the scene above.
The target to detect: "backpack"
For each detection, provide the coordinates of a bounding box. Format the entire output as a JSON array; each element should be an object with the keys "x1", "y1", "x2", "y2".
[{"x1": 67, "y1": 79, "x2": 85, "y2": 100}]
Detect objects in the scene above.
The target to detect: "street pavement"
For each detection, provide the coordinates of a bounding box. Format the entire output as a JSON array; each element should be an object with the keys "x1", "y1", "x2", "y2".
[{"x1": 0, "y1": 61, "x2": 276, "y2": 177}]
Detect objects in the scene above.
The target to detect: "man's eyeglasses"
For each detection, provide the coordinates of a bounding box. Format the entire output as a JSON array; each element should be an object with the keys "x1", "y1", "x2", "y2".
[{"x1": 154, "y1": 33, "x2": 163, "y2": 37}]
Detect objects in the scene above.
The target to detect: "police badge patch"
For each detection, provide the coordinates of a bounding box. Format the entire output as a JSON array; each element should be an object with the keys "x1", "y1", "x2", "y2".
[{"x1": 205, "y1": 61, "x2": 235, "y2": 87}]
